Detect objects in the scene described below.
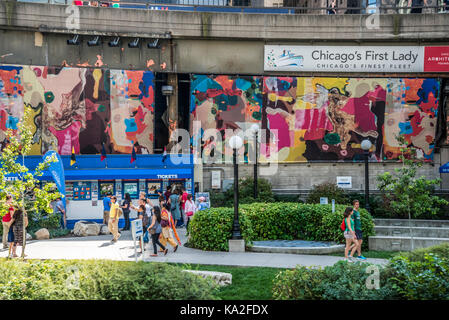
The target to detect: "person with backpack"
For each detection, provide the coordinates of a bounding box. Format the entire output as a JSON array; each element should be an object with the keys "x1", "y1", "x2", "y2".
[
  {"x1": 342, "y1": 206, "x2": 358, "y2": 262},
  {"x1": 147, "y1": 206, "x2": 168, "y2": 257},
  {"x1": 108, "y1": 196, "x2": 122, "y2": 243},
  {"x1": 352, "y1": 200, "x2": 366, "y2": 260},
  {"x1": 159, "y1": 202, "x2": 179, "y2": 252}
]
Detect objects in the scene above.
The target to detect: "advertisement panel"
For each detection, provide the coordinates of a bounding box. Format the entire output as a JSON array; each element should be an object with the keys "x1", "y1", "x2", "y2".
[{"x1": 264, "y1": 45, "x2": 449, "y2": 73}]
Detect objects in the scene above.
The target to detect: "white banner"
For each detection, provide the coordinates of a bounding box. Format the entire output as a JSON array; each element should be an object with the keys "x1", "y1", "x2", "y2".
[{"x1": 264, "y1": 45, "x2": 425, "y2": 73}]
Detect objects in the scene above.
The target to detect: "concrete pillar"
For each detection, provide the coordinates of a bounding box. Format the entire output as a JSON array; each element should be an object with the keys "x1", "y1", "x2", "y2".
[{"x1": 167, "y1": 73, "x2": 178, "y2": 152}]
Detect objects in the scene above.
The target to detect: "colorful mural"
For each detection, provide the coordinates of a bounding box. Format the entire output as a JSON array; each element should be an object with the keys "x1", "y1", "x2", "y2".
[
  {"x1": 0, "y1": 65, "x2": 155, "y2": 156},
  {"x1": 191, "y1": 75, "x2": 440, "y2": 162}
]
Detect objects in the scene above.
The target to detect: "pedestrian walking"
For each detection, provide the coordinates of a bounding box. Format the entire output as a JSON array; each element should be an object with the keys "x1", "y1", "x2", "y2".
[
  {"x1": 408, "y1": 0, "x2": 427, "y2": 13},
  {"x1": 2, "y1": 195, "x2": 14, "y2": 250},
  {"x1": 184, "y1": 194, "x2": 196, "y2": 232},
  {"x1": 120, "y1": 193, "x2": 131, "y2": 231},
  {"x1": 343, "y1": 207, "x2": 358, "y2": 262},
  {"x1": 10, "y1": 208, "x2": 28, "y2": 258},
  {"x1": 103, "y1": 193, "x2": 112, "y2": 225},
  {"x1": 159, "y1": 203, "x2": 179, "y2": 252},
  {"x1": 147, "y1": 206, "x2": 168, "y2": 257},
  {"x1": 168, "y1": 189, "x2": 181, "y2": 227},
  {"x1": 328, "y1": 0, "x2": 337, "y2": 14},
  {"x1": 352, "y1": 200, "x2": 366, "y2": 260},
  {"x1": 108, "y1": 196, "x2": 121, "y2": 243},
  {"x1": 180, "y1": 187, "x2": 188, "y2": 228}
]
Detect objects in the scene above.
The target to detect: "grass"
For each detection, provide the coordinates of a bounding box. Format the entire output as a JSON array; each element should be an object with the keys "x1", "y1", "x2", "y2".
[{"x1": 174, "y1": 264, "x2": 286, "y2": 300}]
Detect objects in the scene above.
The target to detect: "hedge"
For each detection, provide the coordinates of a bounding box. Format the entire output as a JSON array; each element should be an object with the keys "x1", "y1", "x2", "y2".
[
  {"x1": 272, "y1": 243, "x2": 449, "y2": 300},
  {"x1": 188, "y1": 203, "x2": 374, "y2": 251},
  {"x1": 0, "y1": 259, "x2": 218, "y2": 300}
]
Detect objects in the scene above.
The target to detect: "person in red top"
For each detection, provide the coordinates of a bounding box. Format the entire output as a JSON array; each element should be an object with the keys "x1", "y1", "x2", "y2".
[
  {"x1": 2, "y1": 195, "x2": 14, "y2": 250},
  {"x1": 180, "y1": 187, "x2": 188, "y2": 228}
]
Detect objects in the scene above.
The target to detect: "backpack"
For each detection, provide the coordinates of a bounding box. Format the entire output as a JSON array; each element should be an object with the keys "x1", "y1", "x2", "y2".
[
  {"x1": 340, "y1": 219, "x2": 346, "y2": 232},
  {"x1": 142, "y1": 212, "x2": 150, "y2": 227},
  {"x1": 117, "y1": 207, "x2": 123, "y2": 217}
]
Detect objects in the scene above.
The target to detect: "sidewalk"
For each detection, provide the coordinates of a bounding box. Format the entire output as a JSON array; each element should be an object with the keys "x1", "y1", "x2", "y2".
[{"x1": 0, "y1": 229, "x2": 388, "y2": 268}]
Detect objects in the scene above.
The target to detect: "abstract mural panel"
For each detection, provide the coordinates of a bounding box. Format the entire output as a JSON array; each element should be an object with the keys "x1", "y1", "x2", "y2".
[
  {"x1": 191, "y1": 75, "x2": 440, "y2": 162},
  {"x1": 109, "y1": 70, "x2": 155, "y2": 154},
  {"x1": 190, "y1": 74, "x2": 263, "y2": 160},
  {"x1": 0, "y1": 64, "x2": 155, "y2": 156}
]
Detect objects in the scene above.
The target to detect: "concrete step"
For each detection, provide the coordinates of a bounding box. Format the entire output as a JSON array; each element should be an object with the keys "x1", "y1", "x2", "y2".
[
  {"x1": 368, "y1": 235, "x2": 449, "y2": 251},
  {"x1": 374, "y1": 219, "x2": 449, "y2": 228},
  {"x1": 374, "y1": 226, "x2": 449, "y2": 238},
  {"x1": 248, "y1": 244, "x2": 345, "y2": 255}
]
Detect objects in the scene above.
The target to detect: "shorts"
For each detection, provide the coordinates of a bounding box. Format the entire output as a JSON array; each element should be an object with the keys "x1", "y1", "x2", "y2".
[
  {"x1": 7, "y1": 228, "x2": 14, "y2": 243},
  {"x1": 355, "y1": 230, "x2": 363, "y2": 240},
  {"x1": 344, "y1": 231, "x2": 354, "y2": 239}
]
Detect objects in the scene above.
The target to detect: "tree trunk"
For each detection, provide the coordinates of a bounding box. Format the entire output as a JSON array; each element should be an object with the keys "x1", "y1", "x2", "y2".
[{"x1": 21, "y1": 208, "x2": 26, "y2": 258}]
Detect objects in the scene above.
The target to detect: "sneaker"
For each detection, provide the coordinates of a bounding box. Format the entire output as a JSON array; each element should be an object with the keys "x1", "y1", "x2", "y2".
[
  {"x1": 357, "y1": 255, "x2": 367, "y2": 260},
  {"x1": 174, "y1": 245, "x2": 178, "y2": 253},
  {"x1": 348, "y1": 256, "x2": 355, "y2": 262}
]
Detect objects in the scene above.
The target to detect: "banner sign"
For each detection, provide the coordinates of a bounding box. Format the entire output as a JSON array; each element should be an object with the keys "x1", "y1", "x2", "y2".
[
  {"x1": 43, "y1": 151, "x2": 66, "y2": 205},
  {"x1": 264, "y1": 45, "x2": 449, "y2": 73}
]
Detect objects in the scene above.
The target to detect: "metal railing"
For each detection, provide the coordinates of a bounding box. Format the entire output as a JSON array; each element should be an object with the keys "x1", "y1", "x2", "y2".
[{"x1": 14, "y1": 0, "x2": 449, "y2": 15}]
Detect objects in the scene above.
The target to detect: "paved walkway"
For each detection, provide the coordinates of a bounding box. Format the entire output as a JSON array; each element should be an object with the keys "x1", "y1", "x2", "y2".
[{"x1": 0, "y1": 229, "x2": 388, "y2": 268}]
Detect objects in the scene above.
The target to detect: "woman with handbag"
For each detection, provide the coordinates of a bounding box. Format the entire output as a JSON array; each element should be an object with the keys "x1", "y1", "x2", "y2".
[
  {"x1": 184, "y1": 194, "x2": 196, "y2": 233},
  {"x1": 147, "y1": 206, "x2": 168, "y2": 257},
  {"x1": 159, "y1": 203, "x2": 179, "y2": 252}
]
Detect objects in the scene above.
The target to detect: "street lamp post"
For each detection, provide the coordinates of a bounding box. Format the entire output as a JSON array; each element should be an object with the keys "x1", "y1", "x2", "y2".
[
  {"x1": 250, "y1": 123, "x2": 259, "y2": 200},
  {"x1": 361, "y1": 139, "x2": 372, "y2": 213},
  {"x1": 229, "y1": 135, "x2": 243, "y2": 240}
]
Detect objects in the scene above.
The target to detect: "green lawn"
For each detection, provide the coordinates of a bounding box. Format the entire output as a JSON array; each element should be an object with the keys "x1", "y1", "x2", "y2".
[{"x1": 174, "y1": 264, "x2": 286, "y2": 300}]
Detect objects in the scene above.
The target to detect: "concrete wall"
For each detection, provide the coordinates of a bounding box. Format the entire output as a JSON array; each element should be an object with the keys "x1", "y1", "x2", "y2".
[{"x1": 202, "y1": 159, "x2": 442, "y2": 194}]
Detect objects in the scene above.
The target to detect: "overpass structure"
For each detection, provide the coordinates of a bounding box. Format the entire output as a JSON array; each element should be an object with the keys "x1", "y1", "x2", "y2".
[{"x1": 1, "y1": 1, "x2": 449, "y2": 197}]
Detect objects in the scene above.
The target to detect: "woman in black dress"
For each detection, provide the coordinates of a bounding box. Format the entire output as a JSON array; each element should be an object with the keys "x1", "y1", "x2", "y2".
[{"x1": 10, "y1": 208, "x2": 28, "y2": 258}]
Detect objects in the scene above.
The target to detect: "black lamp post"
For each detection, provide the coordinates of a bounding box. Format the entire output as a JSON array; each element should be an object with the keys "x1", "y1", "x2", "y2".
[
  {"x1": 361, "y1": 139, "x2": 372, "y2": 213},
  {"x1": 250, "y1": 123, "x2": 259, "y2": 199},
  {"x1": 229, "y1": 135, "x2": 243, "y2": 240}
]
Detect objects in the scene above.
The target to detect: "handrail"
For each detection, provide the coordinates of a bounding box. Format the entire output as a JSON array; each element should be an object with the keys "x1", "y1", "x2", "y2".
[{"x1": 14, "y1": 0, "x2": 449, "y2": 15}]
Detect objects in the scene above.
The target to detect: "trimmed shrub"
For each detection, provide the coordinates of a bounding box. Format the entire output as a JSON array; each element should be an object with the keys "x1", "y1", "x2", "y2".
[
  {"x1": 396, "y1": 243, "x2": 449, "y2": 262},
  {"x1": 188, "y1": 207, "x2": 255, "y2": 251},
  {"x1": 0, "y1": 259, "x2": 218, "y2": 300},
  {"x1": 188, "y1": 203, "x2": 375, "y2": 251}
]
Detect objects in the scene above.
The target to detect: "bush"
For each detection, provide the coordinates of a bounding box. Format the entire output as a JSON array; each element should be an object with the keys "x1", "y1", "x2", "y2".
[
  {"x1": 187, "y1": 207, "x2": 255, "y2": 251},
  {"x1": 306, "y1": 183, "x2": 349, "y2": 204},
  {"x1": 209, "y1": 177, "x2": 275, "y2": 208},
  {"x1": 188, "y1": 203, "x2": 375, "y2": 251},
  {"x1": 0, "y1": 259, "x2": 218, "y2": 300},
  {"x1": 387, "y1": 254, "x2": 449, "y2": 299},
  {"x1": 273, "y1": 261, "x2": 394, "y2": 300}
]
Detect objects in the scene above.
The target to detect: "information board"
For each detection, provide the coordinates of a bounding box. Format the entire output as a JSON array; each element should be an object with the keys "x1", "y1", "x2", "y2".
[{"x1": 72, "y1": 182, "x2": 92, "y2": 201}]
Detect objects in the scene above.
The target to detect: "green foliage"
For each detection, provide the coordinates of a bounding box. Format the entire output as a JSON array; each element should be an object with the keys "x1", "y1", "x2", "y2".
[
  {"x1": 306, "y1": 182, "x2": 349, "y2": 204},
  {"x1": 273, "y1": 261, "x2": 393, "y2": 300},
  {"x1": 209, "y1": 177, "x2": 275, "y2": 208},
  {"x1": 0, "y1": 259, "x2": 218, "y2": 300},
  {"x1": 188, "y1": 203, "x2": 375, "y2": 251},
  {"x1": 376, "y1": 134, "x2": 448, "y2": 219},
  {"x1": 273, "y1": 194, "x2": 304, "y2": 203},
  {"x1": 273, "y1": 244, "x2": 449, "y2": 300},
  {"x1": 187, "y1": 207, "x2": 255, "y2": 251},
  {"x1": 28, "y1": 212, "x2": 61, "y2": 232},
  {"x1": 387, "y1": 254, "x2": 449, "y2": 300}
]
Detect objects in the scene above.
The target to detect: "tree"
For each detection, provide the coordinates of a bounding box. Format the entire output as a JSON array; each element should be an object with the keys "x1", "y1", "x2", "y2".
[
  {"x1": 0, "y1": 108, "x2": 61, "y2": 258},
  {"x1": 376, "y1": 134, "x2": 448, "y2": 219}
]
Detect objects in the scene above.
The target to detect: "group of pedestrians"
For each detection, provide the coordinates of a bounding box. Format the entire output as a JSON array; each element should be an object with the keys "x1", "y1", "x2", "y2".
[
  {"x1": 2, "y1": 195, "x2": 28, "y2": 258},
  {"x1": 342, "y1": 200, "x2": 366, "y2": 262}
]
